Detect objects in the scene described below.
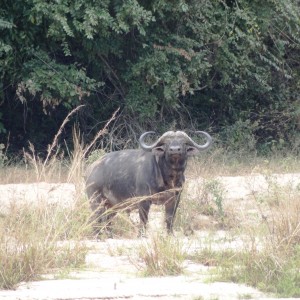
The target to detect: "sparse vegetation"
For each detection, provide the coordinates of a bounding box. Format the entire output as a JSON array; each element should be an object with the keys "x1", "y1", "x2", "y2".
[
  {"x1": 0, "y1": 155, "x2": 90, "y2": 289},
  {"x1": 175, "y1": 176, "x2": 237, "y2": 234},
  {"x1": 131, "y1": 233, "x2": 186, "y2": 277},
  {"x1": 203, "y1": 179, "x2": 225, "y2": 221},
  {"x1": 186, "y1": 174, "x2": 300, "y2": 297},
  {"x1": 1, "y1": 148, "x2": 300, "y2": 295},
  {"x1": 0, "y1": 196, "x2": 91, "y2": 289},
  {"x1": 0, "y1": 113, "x2": 300, "y2": 297}
]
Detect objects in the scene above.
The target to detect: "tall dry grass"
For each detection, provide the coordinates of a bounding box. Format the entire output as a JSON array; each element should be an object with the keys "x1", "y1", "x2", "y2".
[
  {"x1": 1, "y1": 108, "x2": 300, "y2": 294},
  {"x1": 0, "y1": 200, "x2": 90, "y2": 289},
  {"x1": 0, "y1": 106, "x2": 119, "y2": 289}
]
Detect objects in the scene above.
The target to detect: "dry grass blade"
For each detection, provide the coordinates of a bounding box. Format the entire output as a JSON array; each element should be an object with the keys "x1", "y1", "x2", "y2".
[
  {"x1": 83, "y1": 107, "x2": 120, "y2": 157},
  {"x1": 90, "y1": 188, "x2": 182, "y2": 230},
  {"x1": 44, "y1": 105, "x2": 85, "y2": 167},
  {"x1": 67, "y1": 107, "x2": 120, "y2": 185}
]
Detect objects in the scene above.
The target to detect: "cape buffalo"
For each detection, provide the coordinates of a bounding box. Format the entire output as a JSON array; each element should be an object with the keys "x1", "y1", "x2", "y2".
[{"x1": 85, "y1": 130, "x2": 212, "y2": 236}]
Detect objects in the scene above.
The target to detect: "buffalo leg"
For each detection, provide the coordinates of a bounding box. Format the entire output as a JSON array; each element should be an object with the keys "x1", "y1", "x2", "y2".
[
  {"x1": 88, "y1": 190, "x2": 104, "y2": 237},
  {"x1": 103, "y1": 211, "x2": 116, "y2": 238},
  {"x1": 90, "y1": 204, "x2": 105, "y2": 237},
  {"x1": 91, "y1": 203, "x2": 116, "y2": 238},
  {"x1": 165, "y1": 192, "x2": 181, "y2": 234},
  {"x1": 138, "y1": 201, "x2": 151, "y2": 236},
  {"x1": 88, "y1": 189, "x2": 114, "y2": 238}
]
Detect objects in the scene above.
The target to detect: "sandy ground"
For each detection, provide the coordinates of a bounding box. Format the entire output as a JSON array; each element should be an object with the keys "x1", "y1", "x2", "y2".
[{"x1": 0, "y1": 173, "x2": 300, "y2": 300}]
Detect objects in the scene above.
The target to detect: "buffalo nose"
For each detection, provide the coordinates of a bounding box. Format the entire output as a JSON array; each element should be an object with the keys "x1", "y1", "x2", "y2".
[{"x1": 169, "y1": 146, "x2": 181, "y2": 153}]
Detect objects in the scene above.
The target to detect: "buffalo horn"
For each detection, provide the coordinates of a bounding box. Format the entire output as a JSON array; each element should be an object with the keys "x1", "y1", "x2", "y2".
[
  {"x1": 185, "y1": 131, "x2": 212, "y2": 150},
  {"x1": 139, "y1": 131, "x2": 158, "y2": 151}
]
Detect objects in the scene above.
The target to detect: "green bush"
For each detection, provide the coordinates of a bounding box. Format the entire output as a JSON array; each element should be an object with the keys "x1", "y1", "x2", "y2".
[{"x1": 1, "y1": 0, "x2": 300, "y2": 154}]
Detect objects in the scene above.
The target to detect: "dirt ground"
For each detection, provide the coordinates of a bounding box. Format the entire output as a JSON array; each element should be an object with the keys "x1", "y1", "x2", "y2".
[{"x1": 0, "y1": 173, "x2": 300, "y2": 300}]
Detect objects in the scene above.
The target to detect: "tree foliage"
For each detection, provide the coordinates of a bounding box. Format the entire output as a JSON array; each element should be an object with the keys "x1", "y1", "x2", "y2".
[{"x1": 0, "y1": 0, "x2": 299, "y2": 154}]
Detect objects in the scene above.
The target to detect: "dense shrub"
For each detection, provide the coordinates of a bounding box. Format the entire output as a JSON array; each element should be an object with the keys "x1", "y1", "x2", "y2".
[{"x1": 0, "y1": 0, "x2": 299, "y2": 154}]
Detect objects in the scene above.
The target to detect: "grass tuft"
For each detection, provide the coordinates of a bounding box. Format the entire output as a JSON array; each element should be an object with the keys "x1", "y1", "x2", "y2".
[
  {"x1": 187, "y1": 176, "x2": 300, "y2": 297},
  {"x1": 131, "y1": 233, "x2": 186, "y2": 276},
  {"x1": 0, "y1": 198, "x2": 91, "y2": 289}
]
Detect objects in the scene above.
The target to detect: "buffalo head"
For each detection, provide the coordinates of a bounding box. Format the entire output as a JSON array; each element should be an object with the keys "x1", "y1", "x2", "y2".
[{"x1": 139, "y1": 130, "x2": 212, "y2": 166}]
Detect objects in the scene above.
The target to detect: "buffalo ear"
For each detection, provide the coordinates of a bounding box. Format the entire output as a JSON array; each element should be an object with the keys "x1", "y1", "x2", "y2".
[
  {"x1": 187, "y1": 146, "x2": 199, "y2": 156},
  {"x1": 152, "y1": 146, "x2": 165, "y2": 156}
]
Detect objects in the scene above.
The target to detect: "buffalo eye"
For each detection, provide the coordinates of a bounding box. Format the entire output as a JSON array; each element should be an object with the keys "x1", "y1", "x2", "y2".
[
  {"x1": 152, "y1": 146, "x2": 165, "y2": 156},
  {"x1": 186, "y1": 146, "x2": 199, "y2": 156}
]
